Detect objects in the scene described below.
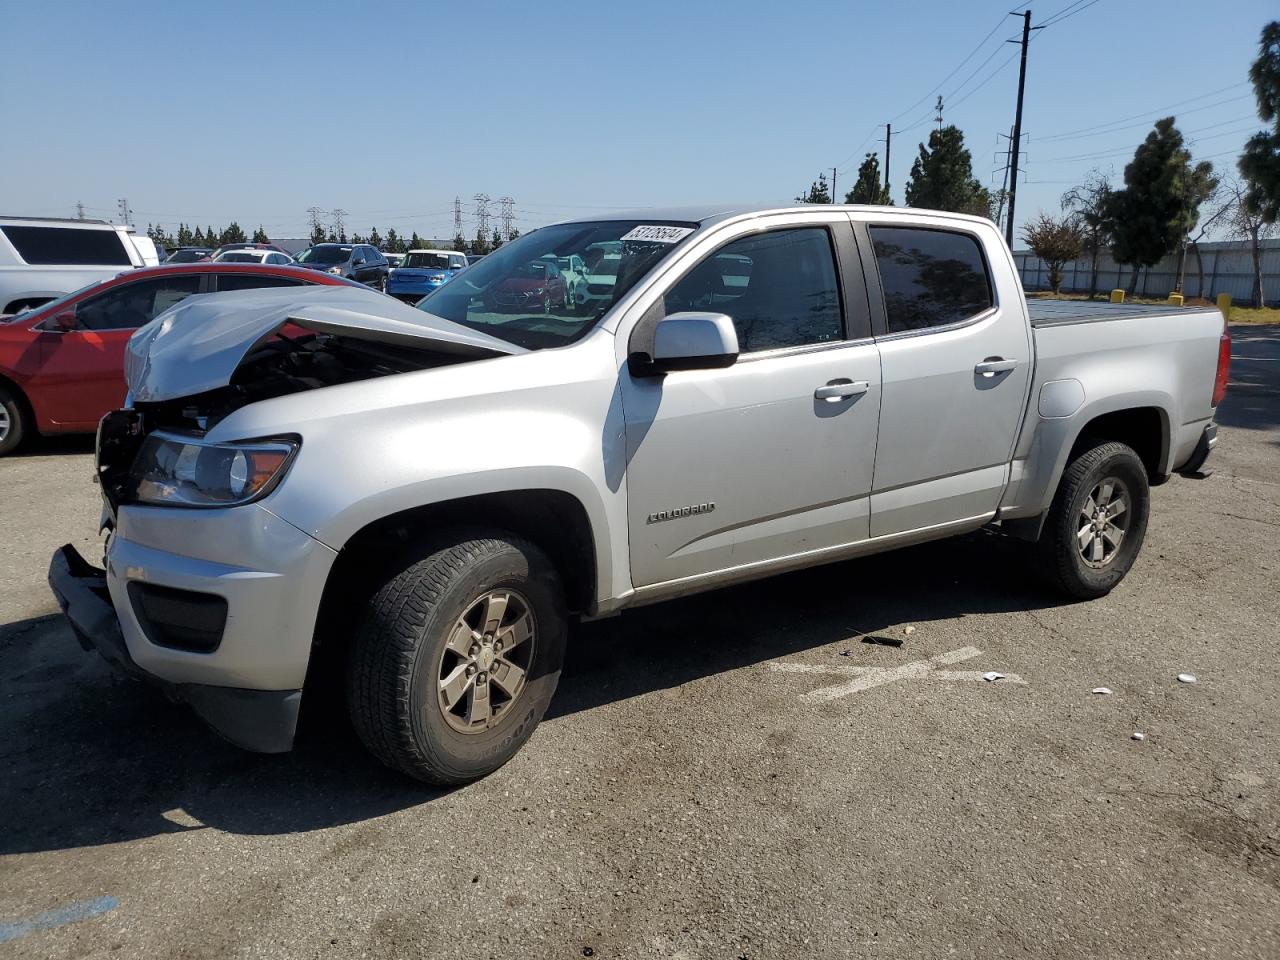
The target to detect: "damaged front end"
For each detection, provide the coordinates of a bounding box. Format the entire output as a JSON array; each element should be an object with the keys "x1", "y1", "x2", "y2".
[{"x1": 97, "y1": 284, "x2": 522, "y2": 510}]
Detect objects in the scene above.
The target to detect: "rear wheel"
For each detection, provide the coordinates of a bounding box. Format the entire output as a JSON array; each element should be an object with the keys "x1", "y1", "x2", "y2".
[
  {"x1": 0, "y1": 385, "x2": 30, "y2": 456},
  {"x1": 1036, "y1": 440, "x2": 1150, "y2": 599},
  {"x1": 347, "y1": 532, "x2": 567, "y2": 784}
]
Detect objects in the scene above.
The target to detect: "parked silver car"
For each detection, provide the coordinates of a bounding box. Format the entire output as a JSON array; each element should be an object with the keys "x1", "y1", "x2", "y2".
[{"x1": 51, "y1": 204, "x2": 1229, "y2": 784}]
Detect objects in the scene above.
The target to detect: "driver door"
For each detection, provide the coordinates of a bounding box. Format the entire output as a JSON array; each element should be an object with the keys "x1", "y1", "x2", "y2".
[
  {"x1": 621, "y1": 216, "x2": 882, "y2": 588},
  {"x1": 35, "y1": 274, "x2": 204, "y2": 427}
]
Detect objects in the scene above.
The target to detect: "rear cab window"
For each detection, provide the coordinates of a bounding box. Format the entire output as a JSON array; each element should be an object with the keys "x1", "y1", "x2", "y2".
[{"x1": 869, "y1": 226, "x2": 993, "y2": 333}]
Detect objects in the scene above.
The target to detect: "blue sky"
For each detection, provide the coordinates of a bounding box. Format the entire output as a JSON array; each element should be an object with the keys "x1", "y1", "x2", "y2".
[{"x1": 1, "y1": 0, "x2": 1273, "y2": 243}]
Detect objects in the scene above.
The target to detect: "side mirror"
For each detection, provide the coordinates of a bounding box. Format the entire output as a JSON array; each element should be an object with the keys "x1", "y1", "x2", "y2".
[
  {"x1": 636, "y1": 312, "x2": 739, "y2": 375},
  {"x1": 352, "y1": 256, "x2": 365, "y2": 266},
  {"x1": 52, "y1": 312, "x2": 78, "y2": 332}
]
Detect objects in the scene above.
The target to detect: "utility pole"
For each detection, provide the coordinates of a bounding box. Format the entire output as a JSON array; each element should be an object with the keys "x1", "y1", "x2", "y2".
[
  {"x1": 116, "y1": 198, "x2": 132, "y2": 228},
  {"x1": 883, "y1": 123, "x2": 892, "y2": 199},
  {"x1": 1005, "y1": 10, "x2": 1036, "y2": 246},
  {"x1": 935, "y1": 95, "x2": 944, "y2": 133},
  {"x1": 995, "y1": 126, "x2": 1014, "y2": 232},
  {"x1": 75, "y1": 201, "x2": 85, "y2": 220},
  {"x1": 831, "y1": 167, "x2": 838, "y2": 204}
]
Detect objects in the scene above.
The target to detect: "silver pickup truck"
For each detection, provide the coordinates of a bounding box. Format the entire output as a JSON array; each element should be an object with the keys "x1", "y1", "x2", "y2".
[{"x1": 49, "y1": 204, "x2": 1230, "y2": 784}]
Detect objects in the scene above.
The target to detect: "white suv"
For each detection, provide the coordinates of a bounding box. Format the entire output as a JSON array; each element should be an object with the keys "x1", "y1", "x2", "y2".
[{"x1": 0, "y1": 216, "x2": 146, "y2": 316}]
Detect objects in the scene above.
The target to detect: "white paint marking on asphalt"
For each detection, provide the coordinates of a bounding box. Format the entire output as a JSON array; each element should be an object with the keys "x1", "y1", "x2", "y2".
[
  {"x1": 770, "y1": 660, "x2": 1026, "y2": 686},
  {"x1": 783, "y1": 646, "x2": 999, "y2": 703},
  {"x1": 932, "y1": 670, "x2": 1027, "y2": 684}
]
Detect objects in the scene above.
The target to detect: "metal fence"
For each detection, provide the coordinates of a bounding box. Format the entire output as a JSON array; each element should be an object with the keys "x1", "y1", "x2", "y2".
[{"x1": 1012, "y1": 238, "x2": 1280, "y2": 304}]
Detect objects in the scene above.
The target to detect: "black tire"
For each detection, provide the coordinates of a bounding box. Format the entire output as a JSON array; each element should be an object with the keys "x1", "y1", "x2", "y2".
[
  {"x1": 347, "y1": 532, "x2": 566, "y2": 784},
  {"x1": 1037, "y1": 440, "x2": 1150, "y2": 599},
  {"x1": 0, "y1": 385, "x2": 29, "y2": 456}
]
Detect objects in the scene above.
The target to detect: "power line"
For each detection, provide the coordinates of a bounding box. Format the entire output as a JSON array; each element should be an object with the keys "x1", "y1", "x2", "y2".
[
  {"x1": 1034, "y1": 85, "x2": 1252, "y2": 142},
  {"x1": 886, "y1": 15, "x2": 1010, "y2": 126},
  {"x1": 1039, "y1": 0, "x2": 1102, "y2": 27}
]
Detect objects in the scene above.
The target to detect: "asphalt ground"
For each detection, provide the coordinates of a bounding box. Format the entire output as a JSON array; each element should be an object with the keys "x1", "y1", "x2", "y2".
[{"x1": 1, "y1": 325, "x2": 1278, "y2": 959}]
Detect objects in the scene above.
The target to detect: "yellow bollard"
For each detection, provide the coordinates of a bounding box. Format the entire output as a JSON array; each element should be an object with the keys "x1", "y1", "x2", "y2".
[
  {"x1": 1110, "y1": 289, "x2": 1125, "y2": 303},
  {"x1": 1216, "y1": 292, "x2": 1232, "y2": 320},
  {"x1": 1168, "y1": 293, "x2": 1184, "y2": 306}
]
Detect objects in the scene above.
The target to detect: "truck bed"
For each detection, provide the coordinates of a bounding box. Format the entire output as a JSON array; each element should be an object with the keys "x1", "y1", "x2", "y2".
[{"x1": 1026, "y1": 298, "x2": 1220, "y2": 327}]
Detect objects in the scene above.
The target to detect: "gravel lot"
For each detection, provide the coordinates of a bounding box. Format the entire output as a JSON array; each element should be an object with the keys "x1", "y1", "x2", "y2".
[{"x1": 2, "y1": 326, "x2": 1278, "y2": 959}]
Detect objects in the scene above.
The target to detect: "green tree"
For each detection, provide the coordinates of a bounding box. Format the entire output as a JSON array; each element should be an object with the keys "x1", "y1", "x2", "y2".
[
  {"x1": 177, "y1": 223, "x2": 193, "y2": 247},
  {"x1": 252, "y1": 225, "x2": 269, "y2": 244},
  {"x1": 310, "y1": 221, "x2": 327, "y2": 245},
  {"x1": 369, "y1": 227, "x2": 383, "y2": 249},
  {"x1": 325, "y1": 228, "x2": 338, "y2": 243},
  {"x1": 409, "y1": 231, "x2": 424, "y2": 250},
  {"x1": 491, "y1": 228, "x2": 503, "y2": 251},
  {"x1": 192, "y1": 227, "x2": 206, "y2": 247},
  {"x1": 472, "y1": 227, "x2": 490, "y2": 255},
  {"x1": 205, "y1": 226, "x2": 218, "y2": 247},
  {"x1": 1021, "y1": 212, "x2": 1084, "y2": 294},
  {"x1": 453, "y1": 232, "x2": 468, "y2": 253},
  {"x1": 220, "y1": 221, "x2": 247, "y2": 245},
  {"x1": 796, "y1": 173, "x2": 832, "y2": 204},
  {"x1": 904, "y1": 125, "x2": 991, "y2": 216},
  {"x1": 1240, "y1": 21, "x2": 1280, "y2": 224},
  {"x1": 845, "y1": 152, "x2": 891, "y2": 204},
  {"x1": 384, "y1": 227, "x2": 401, "y2": 253},
  {"x1": 1104, "y1": 117, "x2": 1218, "y2": 293},
  {"x1": 508, "y1": 226, "x2": 520, "y2": 242},
  {"x1": 1061, "y1": 171, "x2": 1114, "y2": 298}
]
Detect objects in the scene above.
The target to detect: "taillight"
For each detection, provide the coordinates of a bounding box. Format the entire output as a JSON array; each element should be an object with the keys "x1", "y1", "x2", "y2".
[{"x1": 1212, "y1": 322, "x2": 1231, "y2": 407}]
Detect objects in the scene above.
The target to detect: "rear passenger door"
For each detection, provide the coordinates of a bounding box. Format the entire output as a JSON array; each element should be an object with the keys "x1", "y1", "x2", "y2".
[
  {"x1": 860, "y1": 217, "x2": 1032, "y2": 538},
  {"x1": 621, "y1": 214, "x2": 882, "y2": 587}
]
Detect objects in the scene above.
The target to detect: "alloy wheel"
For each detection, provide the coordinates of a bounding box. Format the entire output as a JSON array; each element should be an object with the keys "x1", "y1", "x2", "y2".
[
  {"x1": 1077, "y1": 478, "x2": 1130, "y2": 568},
  {"x1": 437, "y1": 589, "x2": 536, "y2": 734}
]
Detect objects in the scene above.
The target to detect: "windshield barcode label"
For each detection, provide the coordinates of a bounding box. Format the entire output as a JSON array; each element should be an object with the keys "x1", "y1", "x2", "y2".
[{"x1": 620, "y1": 225, "x2": 695, "y2": 244}]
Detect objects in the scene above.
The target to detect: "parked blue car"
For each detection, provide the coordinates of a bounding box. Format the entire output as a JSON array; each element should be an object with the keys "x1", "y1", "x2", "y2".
[{"x1": 387, "y1": 249, "x2": 469, "y2": 303}]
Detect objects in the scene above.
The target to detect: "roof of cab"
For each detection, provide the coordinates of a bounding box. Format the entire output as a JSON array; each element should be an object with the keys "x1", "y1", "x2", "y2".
[{"x1": 549, "y1": 203, "x2": 996, "y2": 229}]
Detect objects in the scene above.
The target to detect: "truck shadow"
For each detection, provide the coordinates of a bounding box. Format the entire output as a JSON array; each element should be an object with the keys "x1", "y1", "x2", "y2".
[{"x1": 0, "y1": 532, "x2": 1061, "y2": 855}]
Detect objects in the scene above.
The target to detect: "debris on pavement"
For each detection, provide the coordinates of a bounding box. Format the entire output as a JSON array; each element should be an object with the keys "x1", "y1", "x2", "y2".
[
  {"x1": 903, "y1": 625, "x2": 916, "y2": 636},
  {"x1": 1131, "y1": 732, "x2": 1146, "y2": 741},
  {"x1": 1177, "y1": 673, "x2": 1197, "y2": 684},
  {"x1": 1092, "y1": 687, "x2": 1114, "y2": 695},
  {"x1": 982, "y1": 671, "x2": 1006, "y2": 682}
]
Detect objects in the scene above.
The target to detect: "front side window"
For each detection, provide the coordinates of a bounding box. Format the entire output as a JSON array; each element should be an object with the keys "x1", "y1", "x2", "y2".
[
  {"x1": 663, "y1": 227, "x2": 842, "y2": 353},
  {"x1": 2, "y1": 225, "x2": 133, "y2": 266},
  {"x1": 870, "y1": 226, "x2": 993, "y2": 333},
  {"x1": 417, "y1": 220, "x2": 696, "y2": 349},
  {"x1": 75, "y1": 276, "x2": 202, "y2": 330},
  {"x1": 449, "y1": 255, "x2": 466, "y2": 269}
]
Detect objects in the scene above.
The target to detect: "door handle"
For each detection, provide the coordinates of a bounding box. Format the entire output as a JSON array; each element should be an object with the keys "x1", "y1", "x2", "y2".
[
  {"x1": 814, "y1": 379, "x2": 870, "y2": 401},
  {"x1": 974, "y1": 358, "x2": 1017, "y2": 377}
]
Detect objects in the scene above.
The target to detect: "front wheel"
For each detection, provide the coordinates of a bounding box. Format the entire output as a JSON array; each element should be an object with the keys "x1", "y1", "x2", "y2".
[
  {"x1": 347, "y1": 532, "x2": 567, "y2": 784},
  {"x1": 0, "y1": 385, "x2": 29, "y2": 456},
  {"x1": 1036, "y1": 440, "x2": 1150, "y2": 599}
]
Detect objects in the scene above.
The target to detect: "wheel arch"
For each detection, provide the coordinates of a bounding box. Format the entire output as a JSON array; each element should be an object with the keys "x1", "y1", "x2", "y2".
[{"x1": 0, "y1": 371, "x2": 39, "y2": 438}]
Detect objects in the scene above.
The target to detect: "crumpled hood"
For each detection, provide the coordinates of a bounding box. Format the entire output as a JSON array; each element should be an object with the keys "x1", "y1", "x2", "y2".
[{"x1": 126, "y1": 285, "x2": 522, "y2": 402}]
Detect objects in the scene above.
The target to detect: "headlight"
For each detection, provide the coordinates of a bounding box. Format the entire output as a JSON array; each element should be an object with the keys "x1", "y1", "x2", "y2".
[
  {"x1": 428, "y1": 274, "x2": 445, "y2": 283},
  {"x1": 326, "y1": 266, "x2": 343, "y2": 275},
  {"x1": 129, "y1": 433, "x2": 299, "y2": 507}
]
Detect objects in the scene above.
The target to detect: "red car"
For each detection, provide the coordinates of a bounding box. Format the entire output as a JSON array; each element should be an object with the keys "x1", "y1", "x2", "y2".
[
  {"x1": 481, "y1": 258, "x2": 568, "y2": 313},
  {"x1": 0, "y1": 263, "x2": 351, "y2": 455}
]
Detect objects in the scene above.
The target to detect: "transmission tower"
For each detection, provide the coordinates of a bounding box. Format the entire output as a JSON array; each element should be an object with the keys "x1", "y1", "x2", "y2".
[
  {"x1": 453, "y1": 197, "x2": 463, "y2": 238},
  {"x1": 75, "y1": 201, "x2": 85, "y2": 220},
  {"x1": 331, "y1": 208, "x2": 347, "y2": 240},
  {"x1": 116, "y1": 198, "x2": 132, "y2": 227},
  {"x1": 307, "y1": 206, "x2": 326, "y2": 238},
  {"x1": 473, "y1": 194, "x2": 490, "y2": 239},
  {"x1": 498, "y1": 197, "x2": 514, "y2": 240}
]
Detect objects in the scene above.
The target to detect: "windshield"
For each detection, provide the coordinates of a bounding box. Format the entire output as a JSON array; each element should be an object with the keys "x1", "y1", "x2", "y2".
[
  {"x1": 216, "y1": 252, "x2": 263, "y2": 263},
  {"x1": 297, "y1": 245, "x2": 351, "y2": 265},
  {"x1": 416, "y1": 220, "x2": 695, "y2": 349},
  {"x1": 402, "y1": 252, "x2": 450, "y2": 270},
  {"x1": 165, "y1": 249, "x2": 209, "y2": 263}
]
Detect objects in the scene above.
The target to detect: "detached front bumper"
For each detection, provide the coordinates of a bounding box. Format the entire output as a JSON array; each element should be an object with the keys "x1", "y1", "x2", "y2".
[{"x1": 46, "y1": 499, "x2": 336, "y2": 753}]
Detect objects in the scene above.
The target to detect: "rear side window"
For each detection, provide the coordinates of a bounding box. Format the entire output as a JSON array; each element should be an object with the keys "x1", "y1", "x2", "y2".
[
  {"x1": 215, "y1": 274, "x2": 304, "y2": 292},
  {"x1": 2, "y1": 225, "x2": 133, "y2": 266},
  {"x1": 663, "y1": 227, "x2": 842, "y2": 353},
  {"x1": 869, "y1": 226, "x2": 993, "y2": 333}
]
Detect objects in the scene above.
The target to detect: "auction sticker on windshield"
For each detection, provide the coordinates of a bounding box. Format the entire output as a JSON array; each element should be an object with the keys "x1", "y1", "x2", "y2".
[{"x1": 620, "y1": 225, "x2": 695, "y2": 244}]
